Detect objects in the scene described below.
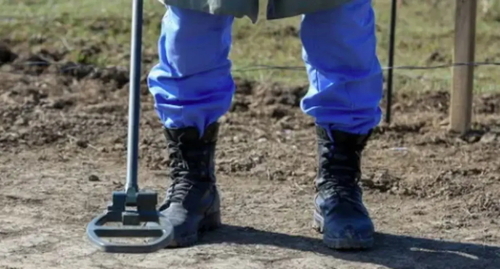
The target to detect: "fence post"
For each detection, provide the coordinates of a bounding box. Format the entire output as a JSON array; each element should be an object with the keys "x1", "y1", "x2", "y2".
[{"x1": 450, "y1": 0, "x2": 477, "y2": 134}]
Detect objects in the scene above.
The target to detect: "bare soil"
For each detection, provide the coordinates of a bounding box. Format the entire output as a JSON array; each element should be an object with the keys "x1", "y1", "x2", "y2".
[{"x1": 0, "y1": 43, "x2": 499, "y2": 269}]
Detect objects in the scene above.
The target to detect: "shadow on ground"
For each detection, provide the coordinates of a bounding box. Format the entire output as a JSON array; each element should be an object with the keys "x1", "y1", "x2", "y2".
[{"x1": 201, "y1": 225, "x2": 500, "y2": 269}]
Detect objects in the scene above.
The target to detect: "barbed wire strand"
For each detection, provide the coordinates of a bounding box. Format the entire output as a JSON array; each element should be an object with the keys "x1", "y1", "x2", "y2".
[
  {"x1": 232, "y1": 62, "x2": 500, "y2": 72},
  {"x1": 0, "y1": 15, "x2": 133, "y2": 21},
  {"x1": 1, "y1": 61, "x2": 500, "y2": 74}
]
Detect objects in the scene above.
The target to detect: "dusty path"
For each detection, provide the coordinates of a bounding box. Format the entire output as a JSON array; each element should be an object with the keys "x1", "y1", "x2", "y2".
[
  {"x1": 0, "y1": 49, "x2": 500, "y2": 268},
  {"x1": 1, "y1": 155, "x2": 499, "y2": 269}
]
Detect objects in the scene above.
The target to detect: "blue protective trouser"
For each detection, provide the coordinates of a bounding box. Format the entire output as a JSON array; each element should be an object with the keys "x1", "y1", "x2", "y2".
[{"x1": 148, "y1": 0, "x2": 383, "y2": 135}]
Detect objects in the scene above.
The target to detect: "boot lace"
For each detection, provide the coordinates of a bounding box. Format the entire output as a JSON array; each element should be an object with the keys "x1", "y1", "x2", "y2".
[
  {"x1": 318, "y1": 141, "x2": 362, "y2": 200},
  {"x1": 164, "y1": 141, "x2": 210, "y2": 204}
]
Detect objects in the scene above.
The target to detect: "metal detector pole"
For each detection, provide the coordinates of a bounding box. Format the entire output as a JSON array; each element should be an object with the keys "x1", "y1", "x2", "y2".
[
  {"x1": 385, "y1": 0, "x2": 398, "y2": 124},
  {"x1": 125, "y1": 0, "x2": 144, "y2": 203},
  {"x1": 86, "y1": 0, "x2": 174, "y2": 253}
]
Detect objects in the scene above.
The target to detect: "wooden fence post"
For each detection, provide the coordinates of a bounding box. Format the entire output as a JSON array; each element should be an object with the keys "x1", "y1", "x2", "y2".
[{"x1": 450, "y1": 0, "x2": 477, "y2": 134}]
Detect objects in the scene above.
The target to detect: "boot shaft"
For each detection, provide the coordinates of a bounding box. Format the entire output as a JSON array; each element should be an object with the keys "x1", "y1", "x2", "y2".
[
  {"x1": 315, "y1": 126, "x2": 371, "y2": 186},
  {"x1": 164, "y1": 122, "x2": 219, "y2": 182}
]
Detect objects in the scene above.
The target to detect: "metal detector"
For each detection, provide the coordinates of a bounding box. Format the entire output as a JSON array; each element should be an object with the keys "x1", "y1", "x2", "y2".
[{"x1": 86, "y1": 0, "x2": 173, "y2": 253}]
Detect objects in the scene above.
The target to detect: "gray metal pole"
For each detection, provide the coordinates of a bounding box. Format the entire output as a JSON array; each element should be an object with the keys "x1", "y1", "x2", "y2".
[
  {"x1": 125, "y1": 0, "x2": 143, "y2": 202},
  {"x1": 385, "y1": 0, "x2": 397, "y2": 124}
]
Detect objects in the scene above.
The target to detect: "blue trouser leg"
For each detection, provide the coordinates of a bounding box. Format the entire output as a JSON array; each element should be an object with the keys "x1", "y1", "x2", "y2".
[
  {"x1": 300, "y1": 0, "x2": 383, "y2": 135},
  {"x1": 149, "y1": 1, "x2": 382, "y2": 135},
  {"x1": 147, "y1": 7, "x2": 234, "y2": 134}
]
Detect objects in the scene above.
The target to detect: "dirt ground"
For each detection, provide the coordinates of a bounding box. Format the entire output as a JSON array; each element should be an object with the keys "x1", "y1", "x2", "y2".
[{"x1": 1, "y1": 41, "x2": 500, "y2": 269}]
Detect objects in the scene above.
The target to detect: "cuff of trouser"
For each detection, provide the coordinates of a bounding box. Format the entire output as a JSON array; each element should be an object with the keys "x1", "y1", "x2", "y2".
[
  {"x1": 266, "y1": 0, "x2": 353, "y2": 20},
  {"x1": 159, "y1": 0, "x2": 259, "y2": 23}
]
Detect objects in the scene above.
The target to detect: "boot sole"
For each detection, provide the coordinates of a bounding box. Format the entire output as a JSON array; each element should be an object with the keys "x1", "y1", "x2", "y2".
[
  {"x1": 313, "y1": 211, "x2": 374, "y2": 250},
  {"x1": 167, "y1": 211, "x2": 222, "y2": 248}
]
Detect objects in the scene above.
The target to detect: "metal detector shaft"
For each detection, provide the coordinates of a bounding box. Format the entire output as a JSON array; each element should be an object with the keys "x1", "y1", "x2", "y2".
[
  {"x1": 385, "y1": 0, "x2": 398, "y2": 124},
  {"x1": 125, "y1": 0, "x2": 144, "y2": 203}
]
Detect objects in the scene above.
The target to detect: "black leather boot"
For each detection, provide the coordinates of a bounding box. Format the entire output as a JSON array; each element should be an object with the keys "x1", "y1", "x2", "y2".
[
  {"x1": 313, "y1": 125, "x2": 375, "y2": 249},
  {"x1": 159, "y1": 122, "x2": 221, "y2": 247}
]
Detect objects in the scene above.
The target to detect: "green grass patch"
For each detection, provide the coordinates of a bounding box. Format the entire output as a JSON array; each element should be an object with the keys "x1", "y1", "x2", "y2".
[{"x1": 1, "y1": 0, "x2": 500, "y2": 92}]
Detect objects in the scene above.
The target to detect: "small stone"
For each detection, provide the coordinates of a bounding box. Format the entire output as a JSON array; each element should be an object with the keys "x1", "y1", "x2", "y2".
[
  {"x1": 480, "y1": 132, "x2": 498, "y2": 143},
  {"x1": 0, "y1": 43, "x2": 17, "y2": 64},
  {"x1": 51, "y1": 99, "x2": 74, "y2": 109},
  {"x1": 88, "y1": 175, "x2": 100, "y2": 182},
  {"x1": 14, "y1": 117, "x2": 28, "y2": 126},
  {"x1": 76, "y1": 140, "x2": 88, "y2": 148}
]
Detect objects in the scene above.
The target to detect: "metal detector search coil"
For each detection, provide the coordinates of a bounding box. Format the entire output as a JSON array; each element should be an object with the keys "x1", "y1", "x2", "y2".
[{"x1": 86, "y1": 191, "x2": 173, "y2": 253}]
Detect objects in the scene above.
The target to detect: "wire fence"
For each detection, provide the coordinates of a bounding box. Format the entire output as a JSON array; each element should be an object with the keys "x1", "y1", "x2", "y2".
[{"x1": 2, "y1": 60, "x2": 500, "y2": 73}]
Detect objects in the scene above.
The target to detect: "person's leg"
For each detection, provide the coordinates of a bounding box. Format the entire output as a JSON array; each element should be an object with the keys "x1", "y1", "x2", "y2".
[
  {"x1": 300, "y1": 0, "x2": 383, "y2": 250},
  {"x1": 147, "y1": 6, "x2": 234, "y2": 247},
  {"x1": 148, "y1": 7, "x2": 235, "y2": 134},
  {"x1": 301, "y1": 0, "x2": 382, "y2": 134}
]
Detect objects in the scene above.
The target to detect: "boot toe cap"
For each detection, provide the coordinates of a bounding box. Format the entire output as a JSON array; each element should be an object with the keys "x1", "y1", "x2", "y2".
[{"x1": 315, "y1": 196, "x2": 375, "y2": 249}]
